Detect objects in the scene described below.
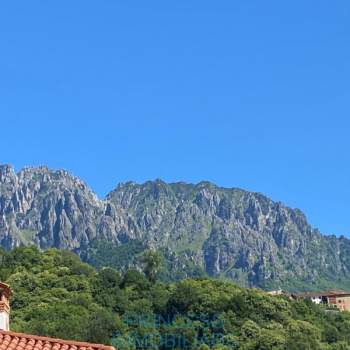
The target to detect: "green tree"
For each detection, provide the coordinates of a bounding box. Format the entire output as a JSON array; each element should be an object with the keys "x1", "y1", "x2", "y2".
[
  {"x1": 84, "y1": 308, "x2": 118, "y2": 344},
  {"x1": 142, "y1": 250, "x2": 162, "y2": 284},
  {"x1": 121, "y1": 268, "x2": 150, "y2": 291},
  {"x1": 285, "y1": 320, "x2": 322, "y2": 350}
]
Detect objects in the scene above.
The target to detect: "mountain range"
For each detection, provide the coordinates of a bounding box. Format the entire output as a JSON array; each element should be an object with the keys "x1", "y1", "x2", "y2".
[{"x1": 1, "y1": 163, "x2": 349, "y2": 291}]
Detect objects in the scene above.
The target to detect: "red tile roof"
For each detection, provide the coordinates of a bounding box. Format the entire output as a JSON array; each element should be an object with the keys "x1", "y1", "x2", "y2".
[
  {"x1": 293, "y1": 290, "x2": 350, "y2": 299},
  {"x1": 0, "y1": 330, "x2": 115, "y2": 350}
]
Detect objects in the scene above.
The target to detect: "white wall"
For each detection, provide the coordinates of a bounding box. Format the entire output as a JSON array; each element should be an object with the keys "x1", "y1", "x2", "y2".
[{"x1": 0, "y1": 312, "x2": 9, "y2": 331}]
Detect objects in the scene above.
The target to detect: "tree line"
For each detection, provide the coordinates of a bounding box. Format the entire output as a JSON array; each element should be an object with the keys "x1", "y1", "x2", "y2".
[{"x1": 0, "y1": 247, "x2": 350, "y2": 350}]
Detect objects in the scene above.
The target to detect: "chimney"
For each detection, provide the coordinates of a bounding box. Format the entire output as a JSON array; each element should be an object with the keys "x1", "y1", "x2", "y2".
[{"x1": 0, "y1": 282, "x2": 12, "y2": 331}]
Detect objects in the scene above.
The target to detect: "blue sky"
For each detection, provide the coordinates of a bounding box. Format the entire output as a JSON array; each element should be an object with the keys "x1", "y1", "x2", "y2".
[{"x1": 0, "y1": 1, "x2": 349, "y2": 236}]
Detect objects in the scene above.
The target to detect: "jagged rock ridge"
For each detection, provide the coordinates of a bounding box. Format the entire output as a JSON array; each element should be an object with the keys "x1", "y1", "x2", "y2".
[{"x1": 1, "y1": 164, "x2": 349, "y2": 289}]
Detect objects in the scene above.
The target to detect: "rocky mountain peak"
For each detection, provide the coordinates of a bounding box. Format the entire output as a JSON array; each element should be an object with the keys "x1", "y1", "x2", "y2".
[
  {"x1": 0, "y1": 163, "x2": 349, "y2": 290},
  {"x1": 0, "y1": 164, "x2": 16, "y2": 184}
]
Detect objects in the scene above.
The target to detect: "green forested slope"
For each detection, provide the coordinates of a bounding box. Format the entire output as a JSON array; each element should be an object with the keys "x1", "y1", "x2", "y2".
[{"x1": 1, "y1": 247, "x2": 350, "y2": 350}]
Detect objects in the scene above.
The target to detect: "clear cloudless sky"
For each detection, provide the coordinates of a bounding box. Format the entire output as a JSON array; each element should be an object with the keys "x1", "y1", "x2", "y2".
[{"x1": 0, "y1": 1, "x2": 349, "y2": 236}]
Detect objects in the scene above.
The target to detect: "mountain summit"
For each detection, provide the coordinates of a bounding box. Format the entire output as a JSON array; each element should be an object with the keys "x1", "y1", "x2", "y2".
[{"x1": 0, "y1": 164, "x2": 349, "y2": 291}]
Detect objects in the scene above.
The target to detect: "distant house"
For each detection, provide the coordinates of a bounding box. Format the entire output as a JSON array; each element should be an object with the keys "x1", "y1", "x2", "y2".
[
  {"x1": 292, "y1": 290, "x2": 350, "y2": 312},
  {"x1": 266, "y1": 289, "x2": 290, "y2": 297},
  {"x1": 0, "y1": 282, "x2": 116, "y2": 350}
]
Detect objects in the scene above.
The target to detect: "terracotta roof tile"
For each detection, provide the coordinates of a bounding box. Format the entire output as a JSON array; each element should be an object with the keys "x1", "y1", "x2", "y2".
[
  {"x1": 293, "y1": 290, "x2": 350, "y2": 298},
  {"x1": 0, "y1": 331, "x2": 116, "y2": 350}
]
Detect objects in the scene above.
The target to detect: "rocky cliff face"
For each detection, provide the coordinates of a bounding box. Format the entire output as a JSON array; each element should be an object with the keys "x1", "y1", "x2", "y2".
[
  {"x1": 1, "y1": 164, "x2": 349, "y2": 289},
  {"x1": 0, "y1": 165, "x2": 129, "y2": 250}
]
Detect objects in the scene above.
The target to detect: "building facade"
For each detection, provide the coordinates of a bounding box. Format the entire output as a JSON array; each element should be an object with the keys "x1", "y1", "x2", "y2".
[{"x1": 293, "y1": 290, "x2": 350, "y2": 312}]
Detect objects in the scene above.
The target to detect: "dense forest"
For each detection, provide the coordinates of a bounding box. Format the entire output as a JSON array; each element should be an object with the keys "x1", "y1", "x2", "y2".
[{"x1": 1, "y1": 247, "x2": 350, "y2": 350}]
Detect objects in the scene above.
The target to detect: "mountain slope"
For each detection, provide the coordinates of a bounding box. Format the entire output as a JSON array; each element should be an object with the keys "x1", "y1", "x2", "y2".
[
  {"x1": 1, "y1": 164, "x2": 349, "y2": 290},
  {"x1": 5, "y1": 246, "x2": 350, "y2": 349}
]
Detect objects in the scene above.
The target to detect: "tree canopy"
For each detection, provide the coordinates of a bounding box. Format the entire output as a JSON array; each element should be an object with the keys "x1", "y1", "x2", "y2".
[{"x1": 1, "y1": 246, "x2": 350, "y2": 349}]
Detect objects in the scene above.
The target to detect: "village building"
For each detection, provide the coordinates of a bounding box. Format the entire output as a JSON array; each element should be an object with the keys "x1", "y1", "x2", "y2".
[
  {"x1": 292, "y1": 290, "x2": 350, "y2": 312},
  {"x1": 266, "y1": 289, "x2": 292, "y2": 297},
  {"x1": 266, "y1": 289, "x2": 284, "y2": 296},
  {"x1": 0, "y1": 282, "x2": 115, "y2": 350}
]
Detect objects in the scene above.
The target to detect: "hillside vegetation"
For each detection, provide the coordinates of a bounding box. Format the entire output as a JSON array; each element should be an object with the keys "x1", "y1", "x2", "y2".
[{"x1": 1, "y1": 247, "x2": 350, "y2": 349}]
